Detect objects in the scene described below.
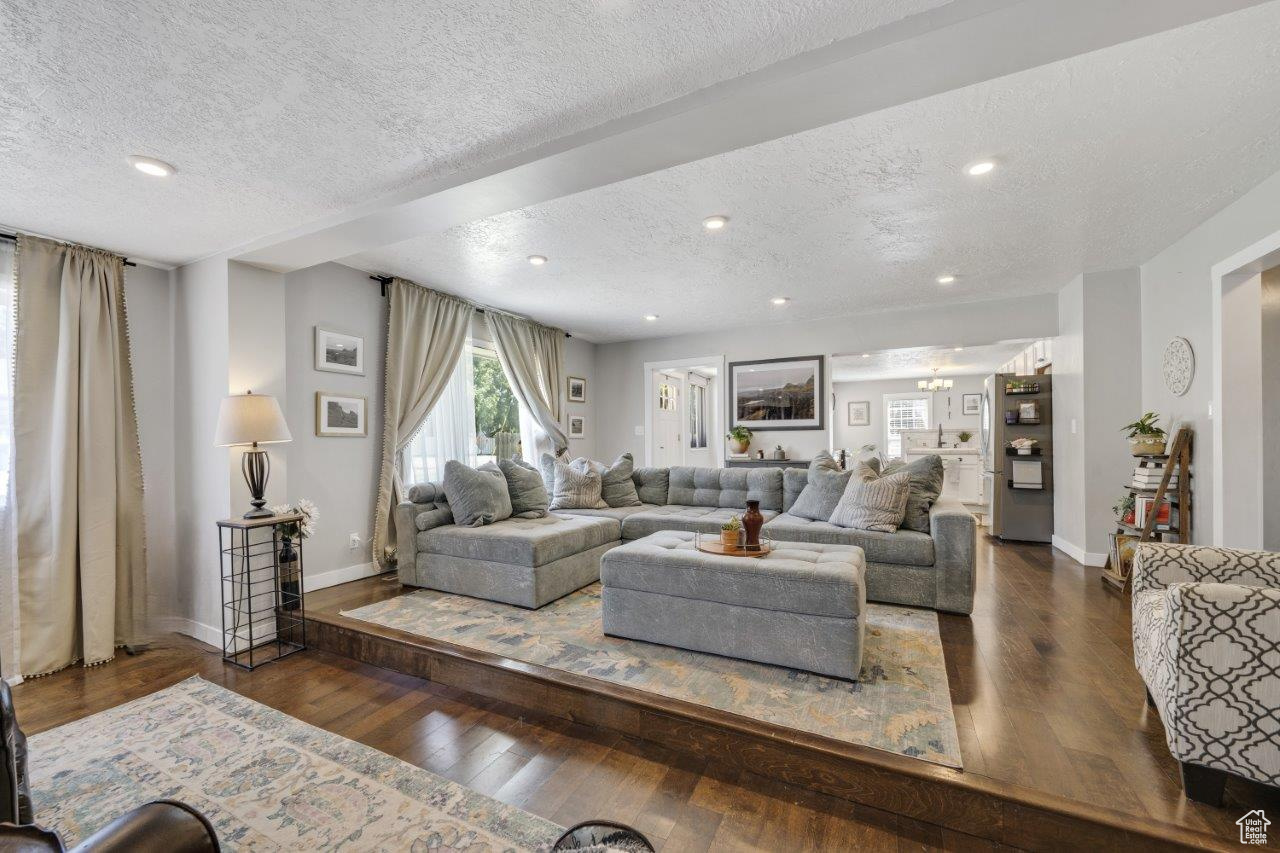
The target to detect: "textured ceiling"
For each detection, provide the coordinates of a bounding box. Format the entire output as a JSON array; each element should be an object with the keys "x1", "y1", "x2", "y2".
[
  {"x1": 831, "y1": 341, "x2": 1032, "y2": 382},
  {"x1": 0, "y1": 0, "x2": 946, "y2": 264},
  {"x1": 349, "y1": 2, "x2": 1280, "y2": 342}
]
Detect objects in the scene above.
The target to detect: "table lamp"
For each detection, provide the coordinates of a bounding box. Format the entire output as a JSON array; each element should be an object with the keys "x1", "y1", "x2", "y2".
[{"x1": 215, "y1": 391, "x2": 292, "y2": 518}]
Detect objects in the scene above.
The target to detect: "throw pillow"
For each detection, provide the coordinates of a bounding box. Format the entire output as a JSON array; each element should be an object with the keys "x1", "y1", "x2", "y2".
[
  {"x1": 443, "y1": 460, "x2": 513, "y2": 527},
  {"x1": 878, "y1": 454, "x2": 945, "y2": 533},
  {"x1": 787, "y1": 458, "x2": 854, "y2": 522},
  {"x1": 549, "y1": 459, "x2": 606, "y2": 510},
  {"x1": 498, "y1": 456, "x2": 550, "y2": 518},
  {"x1": 584, "y1": 453, "x2": 641, "y2": 507},
  {"x1": 811, "y1": 449, "x2": 842, "y2": 472},
  {"x1": 828, "y1": 469, "x2": 911, "y2": 532},
  {"x1": 566, "y1": 457, "x2": 611, "y2": 509}
]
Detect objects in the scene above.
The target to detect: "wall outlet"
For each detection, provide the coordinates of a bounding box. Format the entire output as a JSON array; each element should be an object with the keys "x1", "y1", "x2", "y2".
[{"x1": 349, "y1": 533, "x2": 361, "y2": 550}]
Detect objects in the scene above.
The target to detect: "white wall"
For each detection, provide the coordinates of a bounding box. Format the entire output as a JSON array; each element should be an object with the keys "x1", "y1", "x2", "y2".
[
  {"x1": 1051, "y1": 269, "x2": 1142, "y2": 563},
  {"x1": 833, "y1": 375, "x2": 984, "y2": 454},
  {"x1": 125, "y1": 264, "x2": 178, "y2": 631},
  {"x1": 283, "y1": 263, "x2": 386, "y2": 586},
  {"x1": 1141, "y1": 167, "x2": 1280, "y2": 546},
  {"x1": 1264, "y1": 268, "x2": 1280, "y2": 551},
  {"x1": 593, "y1": 294, "x2": 1058, "y2": 463},
  {"x1": 562, "y1": 335, "x2": 597, "y2": 461}
]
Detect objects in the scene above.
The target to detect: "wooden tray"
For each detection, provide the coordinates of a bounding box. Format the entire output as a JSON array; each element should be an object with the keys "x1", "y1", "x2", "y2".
[{"x1": 695, "y1": 541, "x2": 772, "y2": 558}]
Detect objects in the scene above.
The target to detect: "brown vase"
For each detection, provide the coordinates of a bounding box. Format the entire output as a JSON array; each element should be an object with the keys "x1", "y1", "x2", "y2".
[{"x1": 742, "y1": 500, "x2": 764, "y2": 547}]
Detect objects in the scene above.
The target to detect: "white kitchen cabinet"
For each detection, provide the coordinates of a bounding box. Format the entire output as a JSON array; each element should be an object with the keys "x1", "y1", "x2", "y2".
[{"x1": 939, "y1": 455, "x2": 981, "y2": 504}]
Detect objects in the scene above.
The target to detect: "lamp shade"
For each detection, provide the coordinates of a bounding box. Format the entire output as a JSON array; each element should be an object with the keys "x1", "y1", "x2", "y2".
[{"x1": 214, "y1": 392, "x2": 292, "y2": 446}]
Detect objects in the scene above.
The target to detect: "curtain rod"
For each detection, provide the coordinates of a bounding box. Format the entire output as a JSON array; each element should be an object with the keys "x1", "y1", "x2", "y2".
[
  {"x1": 0, "y1": 232, "x2": 137, "y2": 267},
  {"x1": 368, "y1": 274, "x2": 571, "y2": 338}
]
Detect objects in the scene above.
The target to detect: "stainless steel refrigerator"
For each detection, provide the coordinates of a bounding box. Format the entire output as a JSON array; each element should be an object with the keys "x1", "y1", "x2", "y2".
[{"x1": 980, "y1": 373, "x2": 1054, "y2": 542}]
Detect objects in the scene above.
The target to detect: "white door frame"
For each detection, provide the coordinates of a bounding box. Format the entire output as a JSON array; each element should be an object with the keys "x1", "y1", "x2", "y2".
[
  {"x1": 1210, "y1": 230, "x2": 1280, "y2": 547},
  {"x1": 643, "y1": 355, "x2": 726, "y2": 467}
]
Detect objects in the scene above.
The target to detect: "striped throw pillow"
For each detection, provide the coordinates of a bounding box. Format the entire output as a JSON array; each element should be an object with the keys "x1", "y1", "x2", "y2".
[{"x1": 828, "y1": 470, "x2": 910, "y2": 532}]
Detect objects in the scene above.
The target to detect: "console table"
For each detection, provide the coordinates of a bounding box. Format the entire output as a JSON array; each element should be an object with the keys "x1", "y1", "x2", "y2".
[
  {"x1": 724, "y1": 458, "x2": 811, "y2": 469},
  {"x1": 216, "y1": 514, "x2": 307, "y2": 669}
]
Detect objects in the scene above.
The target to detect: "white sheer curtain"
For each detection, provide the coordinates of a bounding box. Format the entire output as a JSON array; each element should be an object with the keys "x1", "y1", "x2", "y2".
[
  {"x1": 0, "y1": 241, "x2": 16, "y2": 682},
  {"x1": 401, "y1": 339, "x2": 477, "y2": 485}
]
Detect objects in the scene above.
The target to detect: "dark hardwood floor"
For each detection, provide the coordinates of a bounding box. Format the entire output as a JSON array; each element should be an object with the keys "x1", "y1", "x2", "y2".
[{"x1": 13, "y1": 533, "x2": 1276, "y2": 850}]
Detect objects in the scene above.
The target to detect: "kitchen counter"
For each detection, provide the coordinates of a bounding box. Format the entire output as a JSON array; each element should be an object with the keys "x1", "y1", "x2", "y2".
[{"x1": 906, "y1": 447, "x2": 978, "y2": 455}]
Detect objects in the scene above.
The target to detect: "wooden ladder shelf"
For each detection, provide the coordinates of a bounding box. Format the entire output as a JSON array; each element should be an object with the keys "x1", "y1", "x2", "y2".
[{"x1": 1101, "y1": 425, "x2": 1192, "y2": 590}]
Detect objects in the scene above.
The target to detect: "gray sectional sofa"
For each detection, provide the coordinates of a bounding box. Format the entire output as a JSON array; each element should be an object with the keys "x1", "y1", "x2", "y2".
[{"x1": 395, "y1": 463, "x2": 976, "y2": 613}]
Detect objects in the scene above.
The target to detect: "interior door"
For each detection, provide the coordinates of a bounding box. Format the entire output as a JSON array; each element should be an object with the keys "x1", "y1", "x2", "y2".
[{"x1": 653, "y1": 372, "x2": 683, "y2": 468}]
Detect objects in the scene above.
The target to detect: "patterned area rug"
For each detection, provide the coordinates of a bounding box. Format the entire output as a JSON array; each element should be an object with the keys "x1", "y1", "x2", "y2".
[
  {"x1": 343, "y1": 584, "x2": 962, "y2": 768},
  {"x1": 28, "y1": 677, "x2": 561, "y2": 851}
]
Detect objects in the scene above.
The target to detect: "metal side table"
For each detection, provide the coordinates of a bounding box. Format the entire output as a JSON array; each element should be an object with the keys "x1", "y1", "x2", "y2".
[{"x1": 216, "y1": 513, "x2": 306, "y2": 669}]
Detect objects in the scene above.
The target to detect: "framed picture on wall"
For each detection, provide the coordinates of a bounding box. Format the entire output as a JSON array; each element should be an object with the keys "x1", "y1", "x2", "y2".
[
  {"x1": 962, "y1": 393, "x2": 981, "y2": 416},
  {"x1": 315, "y1": 327, "x2": 365, "y2": 375},
  {"x1": 567, "y1": 376, "x2": 587, "y2": 403},
  {"x1": 316, "y1": 392, "x2": 367, "y2": 436},
  {"x1": 847, "y1": 400, "x2": 870, "y2": 427},
  {"x1": 728, "y1": 355, "x2": 824, "y2": 431},
  {"x1": 568, "y1": 415, "x2": 586, "y2": 438}
]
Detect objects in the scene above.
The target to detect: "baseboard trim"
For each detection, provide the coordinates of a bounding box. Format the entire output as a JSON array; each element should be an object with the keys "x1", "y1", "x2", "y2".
[
  {"x1": 152, "y1": 615, "x2": 222, "y2": 650},
  {"x1": 1052, "y1": 535, "x2": 1108, "y2": 567},
  {"x1": 305, "y1": 561, "x2": 381, "y2": 593}
]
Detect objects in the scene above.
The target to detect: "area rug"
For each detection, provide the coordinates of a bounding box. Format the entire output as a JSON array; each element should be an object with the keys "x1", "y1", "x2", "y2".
[
  {"x1": 27, "y1": 677, "x2": 561, "y2": 851},
  {"x1": 343, "y1": 584, "x2": 962, "y2": 768}
]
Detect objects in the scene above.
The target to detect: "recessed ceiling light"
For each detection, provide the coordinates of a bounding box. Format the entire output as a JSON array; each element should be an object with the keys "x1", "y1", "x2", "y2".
[
  {"x1": 702, "y1": 215, "x2": 729, "y2": 231},
  {"x1": 527, "y1": 255, "x2": 547, "y2": 266},
  {"x1": 128, "y1": 155, "x2": 175, "y2": 177},
  {"x1": 954, "y1": 347, "x2": 964, "y2": 352},
  {"x1": 643, "y1": 314, "x2": 659, "y2": 321},
  {"x1": 937, "y1": 274, "x2": 956, "y2": 284},
  {"x1": 861, "y1": 353, "x2": 870, "y2": 358},
  {"x1": 771, "y1": 297, "x2": 789, "y2": 306},
  {"x1": 965, "y1": 159, "x2": 996, "y2": 177}
]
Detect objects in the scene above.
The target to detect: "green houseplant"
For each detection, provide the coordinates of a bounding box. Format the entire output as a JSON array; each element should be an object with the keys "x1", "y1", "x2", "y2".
[
  {"x1": 726, "y1": 425, "x2": 753, "y2": 455},
  {"x1": 1121, "y1": 412, "x2": 1167, "y2": 456},
  {"x1": 720, "y1": 515, "x2": 742, "y2": 548}
]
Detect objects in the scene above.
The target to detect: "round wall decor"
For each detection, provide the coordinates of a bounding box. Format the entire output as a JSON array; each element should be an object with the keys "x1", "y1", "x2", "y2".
[{"x1": 1162, "y1": 336, "x2": 1194, "y2": 396}]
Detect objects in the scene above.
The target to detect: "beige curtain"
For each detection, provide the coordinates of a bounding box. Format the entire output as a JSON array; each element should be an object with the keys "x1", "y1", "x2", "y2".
[
  {"x1": 372, "y1": 278, "x2": 473, "y2": 566},
  {"x1": 13, "y1": 235, "x2": 146, "y2": 678},
  {"x1": 486, "y1": 311, "x2": 568, "y2": 459}
]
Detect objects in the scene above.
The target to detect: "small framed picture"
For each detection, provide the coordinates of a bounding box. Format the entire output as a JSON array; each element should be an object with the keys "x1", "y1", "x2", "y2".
[
  {"x1": 315, "y1": 327, "x2": 365, "y2": 375},
  {"x1": 568, "y1": 415, "x2": 586, "y2": 438},
  {"x1": 1018, "y1": 401, "x2": 1040, "y2": 423},
  {"x1": 316, "y1": 392, "x2": 367, "y2": 436},
  {"x1": 567, "y1": 376, "x2": 587, "y2": 403},
  {"x1": 962, "y1": 393, "x2": 981, "y2": 416},
  {"x1": 847, "y1": 401, "x2": 870, "y2": 427}
]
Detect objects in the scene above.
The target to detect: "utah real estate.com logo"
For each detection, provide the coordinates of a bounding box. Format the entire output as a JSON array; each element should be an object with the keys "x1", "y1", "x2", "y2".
[{"x1": 1238, "y1": 809, "x2": 1269, "y2": 845}]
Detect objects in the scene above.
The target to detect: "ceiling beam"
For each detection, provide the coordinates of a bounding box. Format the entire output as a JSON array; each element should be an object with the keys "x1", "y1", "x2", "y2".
[{"x1": 231, "y1": 0, "x2": 1265, "y2": 272}]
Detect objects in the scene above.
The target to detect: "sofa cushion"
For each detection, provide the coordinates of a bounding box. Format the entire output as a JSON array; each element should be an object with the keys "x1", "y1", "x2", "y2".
[
  {"x1": 763, "y1": 512, "x2": 935, "y2": 566},
  {"x1": 828, "y1": 469, "x2": 910, "y2": 532},
  {"x1": 620, "y1": 504, "x2": 778, "y2": 540},
  {"x1": 666, "y1": 466, "x2": 784, "y2": 511},
  {"x1": 632, "y1": 467, "x2": 670, "y2": 505},
  {"x1": 549, "y1": 458, "x2": 608, "y2": 510},
  {"x1": 782, "y1": 468, "x2": 807, "y2": 512},
  {"x1": 879, "y1": 455, "x2": 945, "y2": 533},
  {"x1": 414, "y1": 505, "x2": 455, "y2": 531},
  {"x1": 407, "y1": 481, "x2": 445, "y2": 504},
  {"x1": 443, "y1": 460, "x2": 513, "y2": 527},
  {"x1": 601, "y1": 531, "x2": 865, "y2": 619},
  {"x1": 557, "y1": 504, "x2": 656, "y2": 521},
  {"x1": 419, "y1": 513, "x2": 621, "y2": 567},
  {"x1": 788, "y1": 460, "x2": 854, "y2": 521},
  {"x1": 498, "y1": 456, "x2": 550, "y2": 518}
]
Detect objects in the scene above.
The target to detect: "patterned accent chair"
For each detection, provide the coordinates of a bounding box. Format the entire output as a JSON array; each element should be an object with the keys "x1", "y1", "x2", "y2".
[{"x1": 1131, "y1": 543, "x2": 1280, "y2": 804}]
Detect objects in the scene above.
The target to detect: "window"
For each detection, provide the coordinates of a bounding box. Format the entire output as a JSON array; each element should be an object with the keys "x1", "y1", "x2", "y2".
[
  {"x1": 689, "y1": 382, "x2": 707, "y2": 449},
  {"x1": 657, "y1": 381, "x2": 677, "y2": 411},
  {"x1": 401, "y1": 338, "x2": 523, "y2": 484},
  {"x1": 884, "y1": 394, "x2": 931, "y2": 459}
]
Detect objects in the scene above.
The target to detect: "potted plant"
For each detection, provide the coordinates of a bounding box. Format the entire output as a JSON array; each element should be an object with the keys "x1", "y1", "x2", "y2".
[
  {"x1": 1113, "y1": 493, "x2": 1136, "y2": 527},
  {"x1": 720, "y1": 515, "x2": 742, "y2": 548},
  {"x1": 957, "y1": 430, "x2": 973, "y2": 447},
  {"x1": 1121, "y1": 412, "x2": 1167, "y2": 456},
  {"x1": 726, "y1": 425, "x2": 753, "y2": 455}
]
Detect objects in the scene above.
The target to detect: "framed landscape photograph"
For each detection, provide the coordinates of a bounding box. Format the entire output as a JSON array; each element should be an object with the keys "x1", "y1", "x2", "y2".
[
  {"x1": 847, "y1": 400, "x2": 870, "y2": 427},
  {"x1": 315, "y1": 392, "x2": 367, "y2": 436},
  {"x1": 567, "y1": 376, "x2": 587, "y2": 403},
  {"x1": 568, "y1": 414, "x2": 586, "y2": 438},
  {"x1": 729, "y1": 355, "x2": 824, "y2": 431},
  {"x1": 962, "y1": 393, "x2": 982, "y2": 416},
  {"x1": 315, "y1": 327, "x2": 365, "y2": 375}
]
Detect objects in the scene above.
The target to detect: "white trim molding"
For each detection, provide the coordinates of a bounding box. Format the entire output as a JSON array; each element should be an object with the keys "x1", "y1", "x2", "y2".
[
  {"x1": 1052, "y1": 535, "x2": 1108, "y2": 568},
  {"x1": 304, "y1": 561, "x2": 384, "y2": 593}
]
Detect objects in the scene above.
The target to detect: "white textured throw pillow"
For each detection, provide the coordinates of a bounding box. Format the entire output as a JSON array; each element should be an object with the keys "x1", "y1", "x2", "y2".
[
  {"x1": 549, "y1": 459, "x2": 606, "y2": 510},
  {"x1": 828, "y1": 470, "x2": 911, "y2": 532}
]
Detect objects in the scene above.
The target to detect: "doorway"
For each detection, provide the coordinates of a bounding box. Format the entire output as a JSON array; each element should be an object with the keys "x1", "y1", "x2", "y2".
[{"x1": 643, "y1": 356, "x2": 724, "y2": 467}]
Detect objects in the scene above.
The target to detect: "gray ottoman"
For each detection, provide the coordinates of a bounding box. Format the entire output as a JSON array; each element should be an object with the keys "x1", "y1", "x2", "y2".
[{"x1": 600, "y1": 531, "x2": 867, "y2": 680}]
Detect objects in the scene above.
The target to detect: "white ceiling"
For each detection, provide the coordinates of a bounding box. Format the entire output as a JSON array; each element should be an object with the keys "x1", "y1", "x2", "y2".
[
  {"x1": 0, "y1": 0, "x2": 946, "y2": 265},
  {"x1": 347, "y1": 2, "x2": 1280, "y2": 342},
  {"x1": 831, "y1": 341, "x2": 1033, "y2": 382}
]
